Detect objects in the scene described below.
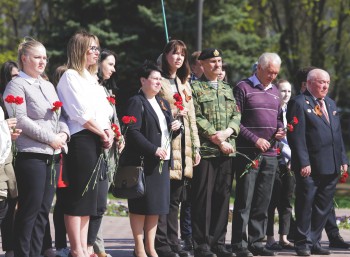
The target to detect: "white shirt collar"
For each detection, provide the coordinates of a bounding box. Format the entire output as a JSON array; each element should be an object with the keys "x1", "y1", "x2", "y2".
[
  {"x1": 248, "y1": 74, "x2": 273, "y2": 90},
  {"x1": 18, "y1": 71, "x2": 42, "y2": 85}
]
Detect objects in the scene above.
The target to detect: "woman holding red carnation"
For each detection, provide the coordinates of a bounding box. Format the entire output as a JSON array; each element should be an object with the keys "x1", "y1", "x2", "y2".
[
  {"x1": 88, "y1": 49, "x2": 123, "y2": 257},
  {"x1": 57, "y1": 31, "x2": 114, "y2": 257},
  {"x1": 120, "y1": 61, "x2": 181, "y2": 257},
  {"x1": 2, "y1": 37, "x2": 70, "y2": 257},
  {"x1": 155, "y1": 40, "x2": 201, "y2": 257}
]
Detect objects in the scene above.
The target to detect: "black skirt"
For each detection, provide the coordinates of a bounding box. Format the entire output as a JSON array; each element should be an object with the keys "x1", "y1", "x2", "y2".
[
  {"x1": 128, "y1": 160, "x2": 170, "y2": 215},
  {"x1": 63, "y1": 130, "x2": 101, "y2": 216}
]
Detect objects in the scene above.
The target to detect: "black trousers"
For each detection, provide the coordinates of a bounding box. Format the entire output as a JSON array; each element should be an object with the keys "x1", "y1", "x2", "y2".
[
  {"x1": 231, "y1": 155, "x2": 277, "y2": 249},
  {"x1": 1, "y1": 197, "x2": 16, "y2": 251},
  {"x1": 87, "y1": 177, "x2": 109, "y2": 245},
  {"x1": 42, "y1": 218, "x2": 53, "y2": 252},
  {"x1": 0, "y1": 199, "x2": 8, "y2": 226},
  {"x1": 325, "y1": 206, "x2": 339, "y2": 239},
  {"x1": 53, "y1": 188, "x2": 68, "y2": 249},
  {"x1": 155, "y1": 180, "x2": 183, "y2": 253},
  {"x1": 14, "y1": 152, "x2": 59, "y2": 257},
  {"x1": 180, "y1": 199, "x2": 192, "y2": 240},
  {"x1": 294, "y1": 173, "x2": 338, "y2": 251},
  {"x1": 191, "y1": 157, "x2": 233, "y2": 250},
  {"x1": 266, "y1": 167, "x2": 295, "y2": 236}
]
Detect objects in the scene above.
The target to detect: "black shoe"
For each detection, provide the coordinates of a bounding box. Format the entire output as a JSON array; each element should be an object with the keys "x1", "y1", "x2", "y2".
[
  {"x1": 329, "y1": 234, "x2": 350, "y2": 249},
  {"x1": 310, "y1": 247, "x2": 331, "y2": 255},
  {"x1": 231, "y1": 247, "x2": 253, "y2": 257},
  {"x1": 295, "y1": 249, "x2": 311, "y2": 256},
  {"x1": 212, "y1": 245, "x2": 236, "y2": 257},
  {"x1": 194, "y1": 249, "x2": 217, "y2": 257},
  {"x1": 173, "y1": 249, "x2": 191, "y2": 257},
  {"x1": 183, "y1": 237, "x2": 194, "y2": 251},
  {"x1": 248, "y1": 246, "x2": 277, "y2": 256},
  {"x1": 158, "y1": 251, "x2": 180, "y2": 257}
]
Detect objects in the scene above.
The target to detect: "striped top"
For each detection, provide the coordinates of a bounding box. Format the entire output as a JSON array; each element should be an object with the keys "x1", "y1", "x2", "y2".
[{"x1": 234, "y1": 74, "x2": 283, "y2": 156}]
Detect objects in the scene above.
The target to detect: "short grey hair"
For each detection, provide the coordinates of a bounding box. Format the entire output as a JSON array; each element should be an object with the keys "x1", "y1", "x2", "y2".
[
  {"x1": 258, "y1": 53, "x2": 282, "y2": 69},
  {"x1": 306, "y1": 68, "x2": 329, "y2": 82}
]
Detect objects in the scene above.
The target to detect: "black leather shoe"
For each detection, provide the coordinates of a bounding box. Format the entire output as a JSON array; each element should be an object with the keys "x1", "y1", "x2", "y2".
[
  {"x1": 212, "y1": 245, "x2": 236, "y2": 257},
  {"x1": 158, "y1": 251, "x2": 180, "y2": 257},
  {"x1": 173, "y1": 249, "x2": 191, "y2": 257},
  {"x1": 248, "y1": 246, "x2": 277, "y2": 256},
  {"x1": 310, "y1": 247, "x2": 331, "y2": 255},
  {"x1": 231, "y1": 247, "x2": 253, "y2": 257},
  {"x1": 295, "y1": 249, "x2": 311, "y2": 256},
  {"x1": 194, "y1": 249, "x2": 217, "y2": 257},
  {"x1": 329, "y1": 234, "x2": 350, "y2": 249}
]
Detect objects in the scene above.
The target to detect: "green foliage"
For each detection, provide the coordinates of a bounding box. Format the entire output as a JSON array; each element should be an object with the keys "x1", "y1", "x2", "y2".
[
  {"x1": 1, "y1": 0, "x2": 350, "y2": 111},
  {"x1": 0, "y1": 50, "x2": 17, "y2": 65}
]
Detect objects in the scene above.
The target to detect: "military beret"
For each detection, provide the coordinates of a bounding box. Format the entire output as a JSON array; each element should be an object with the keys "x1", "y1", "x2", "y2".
[{"x1": 198, "y1": 48, "x2": 223, "y2": 60}]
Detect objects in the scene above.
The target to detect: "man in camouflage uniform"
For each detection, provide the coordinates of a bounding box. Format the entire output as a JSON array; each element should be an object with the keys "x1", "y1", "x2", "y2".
[{"x1": 191, "y1": 48, "x2": 241, "y2": 257}]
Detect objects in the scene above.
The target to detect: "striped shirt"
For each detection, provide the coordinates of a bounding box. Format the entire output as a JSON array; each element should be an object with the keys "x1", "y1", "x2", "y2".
[{"x1": 234, "y1": 74, "x2": 283, "y2": 156}]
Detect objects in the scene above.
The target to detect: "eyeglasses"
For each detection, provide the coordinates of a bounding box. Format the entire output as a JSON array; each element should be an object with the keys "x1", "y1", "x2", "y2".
[
  {"x1": 148, "y1": 76, "x2": 163, "y2": 82},
  {"x1": 89, "y1": 46, "x2": 101, "y2": 53}
]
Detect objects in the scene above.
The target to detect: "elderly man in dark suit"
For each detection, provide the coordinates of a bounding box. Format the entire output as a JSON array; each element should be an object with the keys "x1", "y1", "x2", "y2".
[{"x1": 286, "y1": 68, "x2": 348, "y2": 256}]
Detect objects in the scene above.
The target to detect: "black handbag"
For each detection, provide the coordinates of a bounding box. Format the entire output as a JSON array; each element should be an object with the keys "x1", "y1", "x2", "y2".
[{"x1": 112, "y1": 156, "x2": 145, "y2": 199}]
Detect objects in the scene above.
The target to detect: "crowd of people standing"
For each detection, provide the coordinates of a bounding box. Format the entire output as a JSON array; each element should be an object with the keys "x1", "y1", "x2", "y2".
[{"x1": 0, "y1": 30, "x2": 349, "y2": 257}]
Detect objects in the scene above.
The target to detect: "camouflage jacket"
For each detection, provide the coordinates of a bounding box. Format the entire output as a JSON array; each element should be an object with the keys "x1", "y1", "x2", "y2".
[{"x1": 191, "y1": 77, "x2": 241, "y2": 158}]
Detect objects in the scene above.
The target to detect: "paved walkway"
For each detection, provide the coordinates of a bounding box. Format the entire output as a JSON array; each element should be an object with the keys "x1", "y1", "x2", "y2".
[{"x1": 1, "y1": 209, "x2": 349, "y2": 257}]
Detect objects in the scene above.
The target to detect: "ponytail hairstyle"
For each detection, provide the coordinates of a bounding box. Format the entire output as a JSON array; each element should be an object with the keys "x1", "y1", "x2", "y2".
[{"x1": 17, "y1": 36, "x2": 44, "y2": 70}]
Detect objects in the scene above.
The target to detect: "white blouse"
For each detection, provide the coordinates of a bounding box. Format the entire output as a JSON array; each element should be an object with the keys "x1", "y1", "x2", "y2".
[
  {"x1": 57, "y1": 69, "x2": 113, "y2": 135},
  {"x1": 148, "y1": 97, "x2": 170, "y2": 160}
]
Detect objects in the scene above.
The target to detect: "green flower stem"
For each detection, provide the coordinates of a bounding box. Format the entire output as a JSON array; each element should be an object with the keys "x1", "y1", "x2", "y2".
[
  {"x1": 82, "y1": 152, "x2": 104, "y2": 196},
  {"x1": 159, "y1": 130, "x2": 173, "y2": 174}
]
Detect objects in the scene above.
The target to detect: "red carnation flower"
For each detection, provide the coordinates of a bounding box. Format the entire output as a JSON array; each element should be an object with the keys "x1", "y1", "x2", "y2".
[
  {"x1": 5, "y1": 95, "x2": 15, "y2": 104},
  {"x1": 173, "y1": 93, "x2": 182, "y2": 103},
  {"x1": 175, "y1": 101, "x2": 184, "y2": 111},
  {"x1": 52, "y1": 101, "x2": 63, "y2": 112},
  {"x1": 107, "y1": 96, "x2": 116, "y2": 105},
  {"x1": 111, "y1": 123, "x2": 119, "y2": 132},
  {"x1": 287, "y1": 124, "x2": 294, "y2": 132},
  {"x1": 276, "y1": 148, "x2": 281, "y2": 155},
  {"x1": 293, "y1": 116, "x2": 299, "y2": 125},
  {"x1": 15, "y1": 96, "x2": 24, "y2": 105},
  {"x1": 122, "y1": 116, "x2": 137, "y2": 125},
  {"x1": 252, "y1": 160, "x2": 259, "y2": 169},
  {"x1": 130, "y1": 116, "x2": 137, "y2": 123}
]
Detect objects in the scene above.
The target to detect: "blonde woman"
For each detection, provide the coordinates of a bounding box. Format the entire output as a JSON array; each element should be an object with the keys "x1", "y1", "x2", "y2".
[
  {"x1": 3, "y1": 37, "x2": 69, "y2": 257},
  {"x1": 155, "y1": 39, "x2": 201, "y2": 257},
  {"x1": 57, "y1": 31, "x2": 114, "y2": 257}
]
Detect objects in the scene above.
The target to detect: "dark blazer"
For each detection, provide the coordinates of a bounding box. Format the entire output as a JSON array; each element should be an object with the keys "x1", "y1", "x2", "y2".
[
  {"x1": 286, "y1": 90, "x2": 348, "y2": 175},
  {"x1": 120, "y1": 91, "x2": 174, "y2": 174}
]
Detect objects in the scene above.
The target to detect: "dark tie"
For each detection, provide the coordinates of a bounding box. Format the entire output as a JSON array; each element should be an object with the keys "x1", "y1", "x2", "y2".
[{"x1": 318, "y1": 99, "x2": 329, "y2": 122}]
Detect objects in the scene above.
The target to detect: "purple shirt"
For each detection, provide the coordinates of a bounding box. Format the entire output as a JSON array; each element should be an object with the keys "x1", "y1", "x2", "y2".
[{"x1": 234, "y1": 75, "x2": 283, "y2": 156}]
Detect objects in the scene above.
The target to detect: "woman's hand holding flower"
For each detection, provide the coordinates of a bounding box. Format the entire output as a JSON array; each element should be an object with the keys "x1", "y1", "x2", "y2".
[
  {"x1": 171, "y1": 120, "x2": 181, "y2": 131},
  {"x1": 177, "y1": 107, "x2": 189, "y2": 117},
  {"x1": 102, "y1": 129, "x2": 114, "y2": 149},
  {"x1": 50, "y1": 134, "x2": 67, "y2": 150},
  {"x1": 155, "y1": 147, "x2": 167, "y2": 160},
  {"x1": 118, "y1": 138, "x2": 125, "y2": 153},
  {"x1": 6, "y1": 118, "x2": 22, "y2": 140}
]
